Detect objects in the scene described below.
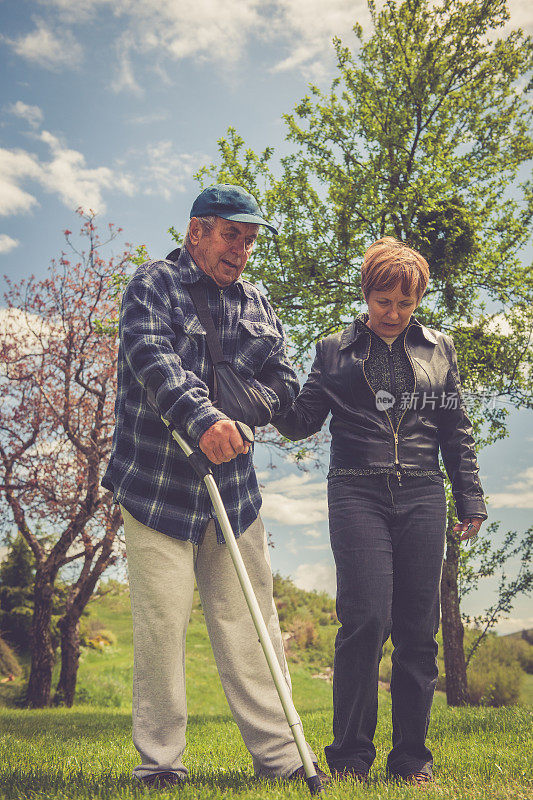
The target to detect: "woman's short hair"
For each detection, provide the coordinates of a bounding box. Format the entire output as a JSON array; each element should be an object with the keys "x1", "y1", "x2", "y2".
[{"x1": 361, "y1": 237, "x2": 429, "y2": 301}]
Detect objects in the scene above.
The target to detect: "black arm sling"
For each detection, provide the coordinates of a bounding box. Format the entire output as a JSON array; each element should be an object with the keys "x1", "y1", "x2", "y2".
[{"x1": 167, "y1": 248, "x2": 272, "y2": 428}]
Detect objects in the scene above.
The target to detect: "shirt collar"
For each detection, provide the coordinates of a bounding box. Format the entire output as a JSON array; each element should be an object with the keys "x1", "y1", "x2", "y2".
[
  {"x1": 339, "y1": 312, "x2": 437, "y2": 350},
  {"x1": 173, "y1": 246, "x2": 254, "y2": 298}
]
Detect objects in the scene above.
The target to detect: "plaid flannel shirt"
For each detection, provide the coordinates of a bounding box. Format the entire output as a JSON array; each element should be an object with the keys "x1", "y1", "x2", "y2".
[{"x1": 102, "y1": 247, "x2": 299, "y2": 544}]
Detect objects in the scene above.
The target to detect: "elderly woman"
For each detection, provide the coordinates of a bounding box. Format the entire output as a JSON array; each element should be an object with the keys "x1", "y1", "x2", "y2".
[{"x1": 275, "y1": 237, "x2": 487, "y2": 785}]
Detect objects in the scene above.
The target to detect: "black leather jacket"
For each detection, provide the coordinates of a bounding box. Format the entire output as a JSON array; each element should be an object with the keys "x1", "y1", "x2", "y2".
[{"x1": 275, "y1": 317, "x2": 487, "y2": 520}]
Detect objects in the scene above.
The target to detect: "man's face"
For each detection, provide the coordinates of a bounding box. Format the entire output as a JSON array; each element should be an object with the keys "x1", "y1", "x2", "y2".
[{"x1": 189, "y1": 217, "x2": 259, "y2": 287}]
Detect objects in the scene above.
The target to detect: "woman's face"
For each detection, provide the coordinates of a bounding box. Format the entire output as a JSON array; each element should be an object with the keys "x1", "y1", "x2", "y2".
[{"x1": 365, "y1": 284, "x2": 420, "y2": 338}]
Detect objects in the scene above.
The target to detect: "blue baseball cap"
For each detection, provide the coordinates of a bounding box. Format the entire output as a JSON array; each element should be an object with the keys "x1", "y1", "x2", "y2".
[{"x1": 190, "y1": 184, "x2": 278, "y2": 235}]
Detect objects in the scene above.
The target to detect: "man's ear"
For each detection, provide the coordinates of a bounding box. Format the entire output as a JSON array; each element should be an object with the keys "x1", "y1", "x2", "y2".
[{"x1": 188, "y1": 217, "x2": 202, "y2": 246}]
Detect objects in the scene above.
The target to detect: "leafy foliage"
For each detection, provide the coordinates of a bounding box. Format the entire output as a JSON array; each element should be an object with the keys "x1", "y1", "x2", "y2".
[
  {"x1": 194, "y1": 0, "x2": 533, "y2": 706},
  {"x1": 0, "y1": 534, "x2": 66, "y2": 653},
  {"x1": 273, "y1": 573, "x2": 338, "y2": 668},
  {"x1": 0, "y1": 635, "x2": 21, "y2": 679},
  {"x1": 466, "y1": 630, "x2": 532, "y2": 706},
  {"x1": 0, "y1": 536, "x2": 34, "y2": 651},
  {"x1": 0, "y1": 209, "x2": 130, "y2": 706},
  {"x1": 459, "y1": 523, "x2": 533, "y2": 666},
  {"x1": 195, "y1": 0, "x2": 532, "y2": 434}
]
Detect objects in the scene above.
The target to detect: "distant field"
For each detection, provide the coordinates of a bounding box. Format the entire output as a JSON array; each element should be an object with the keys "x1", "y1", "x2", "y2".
[{"x1": 1, "y1": 585, "x2": 532, "y2": 799}]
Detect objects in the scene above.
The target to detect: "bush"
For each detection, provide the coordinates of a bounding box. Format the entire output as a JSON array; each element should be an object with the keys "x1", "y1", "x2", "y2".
[
  {"x1": 466, "y1": 632, "x2": 525, "y2": 706},
  {"x1": 0, "y1": 635, "x2": 22, "y2": 679},
  {"x1": 80, "y1": 618, "x2": 117, "y2": 650},
  {"x1": 273, "y1": 573, "x2": 338, "y2": 669},
  {"x1": 289, "y1": 617, "x2": 318, "y2": 649},
  {"x1": 467, "y1": 660, "x2": 523, "y2": 706},
  {"x1": 506, "y1": 638, "x2": 533, "y2": 674}
]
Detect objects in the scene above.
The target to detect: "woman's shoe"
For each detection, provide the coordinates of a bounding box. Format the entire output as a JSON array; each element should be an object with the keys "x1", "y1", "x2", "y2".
[{"x1": 403, "y1": 772, "x2": 433, "y2": 788}]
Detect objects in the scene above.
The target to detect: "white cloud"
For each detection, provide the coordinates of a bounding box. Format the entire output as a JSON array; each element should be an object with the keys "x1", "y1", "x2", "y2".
[
  {"x1": 137, "y1": 141, "x2": 205, "y2": 200},
  {"x1": 10, "y1": 0, "x2": 533, "y2": 88},
  {"x1": 127, "y1": 0, "x2": 261, "y2": 62},
  {"x1": 506, "y1": 0, "x2": 533, "y2": 32},
  {"x1": 37, "y1": 130, "x2": 134, "y2": 211},
  {"x1": 271, "y1": 0, "x2": 365, "y2": 77},
  {"x1": 7, "y1": 20, "x2": 84, "y2": 70},
  {"x1": 489, "y1": 466, "x2": 533, "y2": 509},
  {"x1": 303, "y1": 528, "x2": 322, "y2": 539},
  {"x1": 112, "y1": 31, "x2": 142, "y2": 94},
  {"x1": 102, "y1": 0, "x2": 263, "y2": 92},
  {"x1": 7, "y1": 101, "x2": 44, "y2": 129},
  {"x1": 0, "y1": 129, "x2": 200, "y2": 217},
  {"x1": 0, "y1": 235, "x2": 20, "y2": 255},
  {"x1": 260, "y1": 472, "x2": 328, "y2": 524},
  {"x1": 262, "y1": 492, "x2": 327, "y2": 524},
  {"x1": 0, "y1": 308, "x2": 52, "y2": 381},
  {"x1": 0, "y1": 148, "x2": 41, "y2": 215},
  {"x1": 285, "y1": 531, "x2": 328, "y2": 555},
  {"x1": 493, "y1": 616, "x2": 533, "y2": 634},
  {"x1": 129, "y1": 111, "x2": 170, "y2": 125},
  {"x1": 37, "y1": 0, "x2": 105, "y2": 24},
  {"x1": 0, "y1": 307, "x2": 53, "y2": 350},
  {"x1": 293, "y1": 560, "x2": 336, "y2": 595},
  {"x1": 35, "y1": 0, "x2": 357, "y2": 85},
  {"x1": 0, "y1": 133, "x2": 135, "y2": 217}
]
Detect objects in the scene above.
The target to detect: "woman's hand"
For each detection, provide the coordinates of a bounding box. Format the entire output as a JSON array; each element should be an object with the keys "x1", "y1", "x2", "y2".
[{"x1": 453, "y1": 517, "x2": 484, "y2": 542}]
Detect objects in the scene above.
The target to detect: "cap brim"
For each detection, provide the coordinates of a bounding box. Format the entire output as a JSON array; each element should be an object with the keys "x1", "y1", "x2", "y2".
[{"x1": 218, "y1": 212, "x2": 278, "y2": 235}]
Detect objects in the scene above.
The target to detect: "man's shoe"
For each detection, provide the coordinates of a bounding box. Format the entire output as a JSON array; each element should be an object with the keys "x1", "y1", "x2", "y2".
[
  {"x1": 287, "y1": 764, "x2": 331, "y2": 785},
  {"x1": 138, "y1": 771, "x2": 187, "y2": 789}
]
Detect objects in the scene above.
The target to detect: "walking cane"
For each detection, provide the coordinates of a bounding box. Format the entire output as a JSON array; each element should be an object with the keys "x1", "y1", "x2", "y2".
[{"x1": 152, "y1": 406, "x2": 325, "y2": 796}]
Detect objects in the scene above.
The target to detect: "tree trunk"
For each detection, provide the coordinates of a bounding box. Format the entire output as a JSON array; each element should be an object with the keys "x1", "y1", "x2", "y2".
[
  {"x1": 54, "y1": 612, "x2": 81, "y2": 707},
  {"x1": 53, "y1": 508, "x2": 122, "y2": 706},
  {"x1": 25, "y1": 571, "x2": 55, "y2": 708},
  {"x1": 440, "y1": 518, "x2": 469, "y2": 706}
]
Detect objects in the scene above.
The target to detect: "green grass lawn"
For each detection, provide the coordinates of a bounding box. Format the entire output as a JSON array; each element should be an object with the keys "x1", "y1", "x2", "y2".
[
  {"x1": 521, "y1": 674, "x2": 533, "y2": 707},
  {"x1": 1, "y1": 586, "x2": 532, "y2": 799},
  {"x1": 1, "y1": 702, "x2": 532, "y2": 799}
]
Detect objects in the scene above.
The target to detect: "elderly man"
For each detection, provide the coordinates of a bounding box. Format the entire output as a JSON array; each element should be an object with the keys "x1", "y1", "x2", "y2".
[{"x1": 102, "y1": 185, "x2": 324, "y2": 789}]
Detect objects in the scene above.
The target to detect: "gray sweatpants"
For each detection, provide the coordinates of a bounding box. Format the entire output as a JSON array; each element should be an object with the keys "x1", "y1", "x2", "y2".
[{"x1": 122, "y1": 507, "x2": 315, "y2": 779}]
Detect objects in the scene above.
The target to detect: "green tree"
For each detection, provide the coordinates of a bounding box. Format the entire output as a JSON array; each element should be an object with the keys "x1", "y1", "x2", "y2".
[
  {"x1": 0, "y1": 534, "x2": 35, "y2": 651},
  {"x1": 460, "y1": 524, "x2": 533, "y2": 668},
  {"x1": 195, "y1": 0, "x2": 533, "y2": 704}
]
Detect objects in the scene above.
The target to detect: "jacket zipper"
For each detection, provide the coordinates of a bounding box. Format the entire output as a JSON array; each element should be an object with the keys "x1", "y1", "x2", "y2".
[{"x1": 361, "y1": 326, "x2": 417, "y2": 486}]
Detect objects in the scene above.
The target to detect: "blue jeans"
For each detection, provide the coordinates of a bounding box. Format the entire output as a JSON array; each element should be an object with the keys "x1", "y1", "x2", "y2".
[{"x1": 324, "y1": 473, "x2": 446, "y2": 778}]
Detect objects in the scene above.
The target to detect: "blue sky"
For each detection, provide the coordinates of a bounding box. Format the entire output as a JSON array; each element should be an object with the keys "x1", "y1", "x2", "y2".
[{"x1": 0, "y1": 0, "x2": 532, "y2": 633}]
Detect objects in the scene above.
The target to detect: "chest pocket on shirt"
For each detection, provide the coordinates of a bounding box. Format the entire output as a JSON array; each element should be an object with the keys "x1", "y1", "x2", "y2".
[
  {"x1": 234, "y1": 318, "x2": 281, "y2": 377},
  {"x1": 170, "y1": 308, "x2": 206, "y2": 364}
]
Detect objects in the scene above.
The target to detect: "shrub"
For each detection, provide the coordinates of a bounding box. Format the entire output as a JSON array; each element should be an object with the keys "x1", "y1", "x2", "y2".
[
  {"x1": 0, "y1": 634, "x2": 22, "y2": 679},
  {"x1": 80, "y1": 618, "x2": 117, "y2": 650},
  {"x1": 467, "y1": 660, "x2": 523, "y2": 707},
  {"x1": 289, "y1": 617, "x2": 318, "y2": 649},
  {"x1": 0, "y1": 535, "x2": 34, "y2": 651},
  {"x1": 466, "y1": 631, "x2": 525, "y2": 706},
  {"x1": 507, "y1": 638, "x2": 533, "y2": 674}
]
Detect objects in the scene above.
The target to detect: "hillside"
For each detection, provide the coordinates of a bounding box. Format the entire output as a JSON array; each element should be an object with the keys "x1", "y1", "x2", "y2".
[
  {"x1": 61, "y1": 576, "x2": 339, "y2": 713},
  {"x1": 503, "y1": 628, "x2": 533, "y2": 645},
  {"x1": 1, "y1": 575, "x2": 531, "y2": 709}
]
